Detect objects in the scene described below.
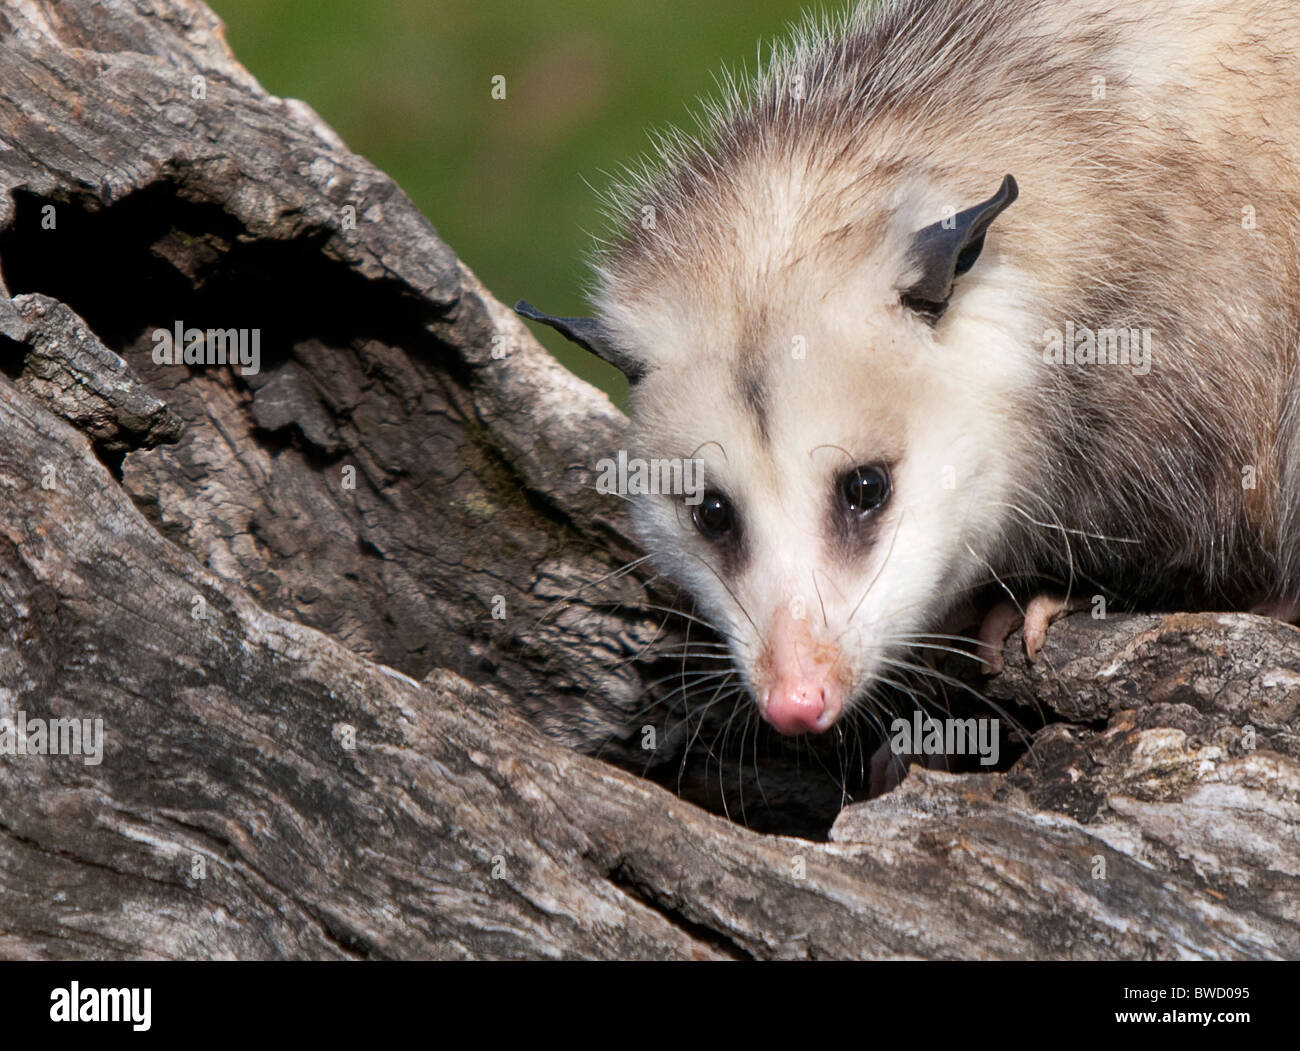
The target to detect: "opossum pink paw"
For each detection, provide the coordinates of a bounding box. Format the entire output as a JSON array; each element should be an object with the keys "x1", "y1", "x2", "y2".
[
  {"x1": 1022, "y1": 594, "x2": 1083, "y2": 657},
  {"x1": 976, "y1": 594, "x2": 1082, "y2": 673},
  {"x1": 975, "y1": 600, "x2": 1022, "y2": 674},
  {"x1": 1250, "y1": 597, "x2": 1300, "y2": 623}
]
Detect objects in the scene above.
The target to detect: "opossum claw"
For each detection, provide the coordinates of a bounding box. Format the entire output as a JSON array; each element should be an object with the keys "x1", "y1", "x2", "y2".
[
  {"x1": 975, "y1": 600, "x2": 1023, "y2": 674},
  {"x1": 1022, "y1": 594, "x2": 1084, "y2": 657},
  {"x1": 977, "y1": 594, "x2": 1083, "y2": 673}
]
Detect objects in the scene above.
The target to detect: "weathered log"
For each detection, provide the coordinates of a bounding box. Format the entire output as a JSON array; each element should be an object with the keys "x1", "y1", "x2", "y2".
[{"x1": 0, "y1": 0, "x2": 1295, "y2": 959}]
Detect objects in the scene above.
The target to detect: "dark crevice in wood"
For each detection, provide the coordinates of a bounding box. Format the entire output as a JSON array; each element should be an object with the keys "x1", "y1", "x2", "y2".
[{"x1": 605, "y1": 858, "x2": 754, "y2": 961}]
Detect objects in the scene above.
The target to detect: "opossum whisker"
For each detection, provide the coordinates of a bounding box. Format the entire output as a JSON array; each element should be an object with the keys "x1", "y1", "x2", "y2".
[
  {"x1": 876, "y1": 657, "x2": 959, "y2": 725},
  {"x1": 577, "y1": 481, "x2": 633, "y2": 505},
  {"x1": 845, "y1": 509, "x2": 906, "y2": 628},
  {"x1": 896, "y1": 630, "x2": 985, "y2": 645},
  {"x1": 996, "y1": 487, "x2": 1080, "y2": 605},
  {"x1": 747, "y1": 707, "x2": 772, "y2": 816},
  {"x1": 828, "y1": 724, "x2": 857, "y2": 811},
  {"x1": 673, "y1": 682, "x2": 747, "y2": 790},
  {"x1": 734, "y1": 705, "x2": 763, "y2": 826},
  {"x1": 690, "y1": 439, "x2": 729, "y2": 463},
  {"x1": 992, "y1": 499, "x2": 1140, "y2": 546},
  {"x1": 704, "y1": 698, "x2": 746, "y2": 823},
  {"x1": 651, "y1": 671, "x2": 739, "y2": 700},
  {"x1": 533, "y1": 552, "x2": 656, "y2": 628},
  {"x1": 615, "y1": 675, "x2": 743, "y2": 776},
  {"x1": 963, "y1": 542, "x2": 1024, "y2": 617},
  {"x1": 849, "y1": 679, "x2": 906, "y2": 744},
  {"x1": 876, "y1": 654, "x2": 1033, "y2": 752},
  {"x1": 646, "y1": 645, "x2": 734, "y2": 657},
  {"x1": 639, "y1": 667, "x2": 739, "y2": 697},
  {"x1": 812, "y1": 568, "x2": 829, "y2": 628},
  {"x1": 636, "y1": 602, "x2": 743, "y2": 645},
  {"x1": 884, "y1": 637, "x2": 988, "y2": 665},
  {"x1": 780, "y1": 709, "x2": 862, "y2": 808},
  {"x1": 681, "y1": 550, "x2": 763, "y2": 639},
  {"x1": 810, "y1": 442, "x2": 859, "y2": 467},
  {"x1": 650, "y1": 636, "x2": 731, "y2": 648},
  {"x1": 657, "y1": 686, "x2": 741, "y2": 755},
  {"x1": 602, "y1": 643, "x2": 739, "y2": 727},
  {"x1": 651, "y1": 652, "x2": 739, "y2": 662}
]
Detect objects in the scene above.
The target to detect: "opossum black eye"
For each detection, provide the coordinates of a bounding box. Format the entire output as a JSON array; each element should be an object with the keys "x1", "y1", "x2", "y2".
[
  {"x1": 839, "y1": 465, "x2": 890, "y2": 515},
  {"x1": 692, "y1": 491, "x2": 736, "y2": 538}
]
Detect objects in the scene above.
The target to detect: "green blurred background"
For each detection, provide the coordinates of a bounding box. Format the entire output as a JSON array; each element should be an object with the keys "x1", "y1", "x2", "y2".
[{"x1": 208, "y1": 0, "x2": 811, "y2": 405}]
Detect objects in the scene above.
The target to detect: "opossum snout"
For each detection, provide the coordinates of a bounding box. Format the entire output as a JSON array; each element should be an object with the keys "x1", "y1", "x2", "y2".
[
  {"x1": 755, "y1": 607, "x2": 849, "y2": 735},
  {"x1": 760, "y1": 678, "x2": 843, "y2": 735}
]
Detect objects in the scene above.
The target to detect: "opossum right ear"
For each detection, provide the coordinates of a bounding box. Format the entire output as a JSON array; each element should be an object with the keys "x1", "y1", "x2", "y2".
[
  {"x1": 899, "y1": 174, "x2": 1018, "y2": 324},
  {"x1": 514, "y1": 300, "x2": 647, "y2": 382}
]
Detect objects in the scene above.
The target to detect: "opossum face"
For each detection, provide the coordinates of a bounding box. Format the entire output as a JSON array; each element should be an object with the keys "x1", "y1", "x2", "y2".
[
  {"x1": 621, "y1": 286, "x2": 1030, "y2": 735},
  {"x1": 518, "y1": 177, "x2": 1026, "y2": 734}
]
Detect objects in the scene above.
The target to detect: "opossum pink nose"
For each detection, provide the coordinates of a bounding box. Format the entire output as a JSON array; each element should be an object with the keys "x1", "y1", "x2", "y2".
[
  {"x1": 761, "y1": 678, "x2": 843, "y2": 736},
  {"x1": 758, "y1": 608, "x2": 846, "y2": 734}
]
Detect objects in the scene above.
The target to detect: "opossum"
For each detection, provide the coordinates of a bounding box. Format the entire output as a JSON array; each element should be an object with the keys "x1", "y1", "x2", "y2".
[{"x1": 517, "y1": 0, "x2": 1300, "y2": 737}]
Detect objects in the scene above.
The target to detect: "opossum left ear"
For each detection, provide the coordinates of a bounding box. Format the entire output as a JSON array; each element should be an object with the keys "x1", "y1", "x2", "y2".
[
  {"x1": 514, "y1": 300, "x2": 646, "y2": 382},
  {"x1": 899, "y1": 174, "x2": 1018, "y2": 324}
]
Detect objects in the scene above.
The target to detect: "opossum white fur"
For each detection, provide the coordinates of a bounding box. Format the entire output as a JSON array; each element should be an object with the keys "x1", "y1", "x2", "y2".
[{"x1": 520, "y1": 0, "x2": 1300, "y2": 735}]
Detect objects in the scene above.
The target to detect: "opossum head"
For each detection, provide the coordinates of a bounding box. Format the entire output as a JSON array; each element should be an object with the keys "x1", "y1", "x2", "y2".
[{"x1": 519, "y1": 175, "x2": 1035, "y2": 735}]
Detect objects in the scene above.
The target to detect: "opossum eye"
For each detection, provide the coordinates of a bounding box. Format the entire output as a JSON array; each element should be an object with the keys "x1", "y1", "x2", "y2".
[
  {"x1": 692, "y1": 491, "x2": 736, "y2": 538},
  {"x1": 839, "y1": 465, "x2": 890, "y2": 515}
]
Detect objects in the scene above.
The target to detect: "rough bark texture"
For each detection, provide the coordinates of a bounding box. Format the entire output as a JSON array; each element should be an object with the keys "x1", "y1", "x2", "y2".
[{"x1": 0, "y1": 0, "x2": 1294, "y2": 959}]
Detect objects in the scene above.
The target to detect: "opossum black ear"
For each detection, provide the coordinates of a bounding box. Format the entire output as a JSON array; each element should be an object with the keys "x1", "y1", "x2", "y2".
[
  {"x1": 514, "y1": 300, "x2": 646, "y2": 382},
  {"x1": 899, "y1": 174, "x2": 1018, "y2": 324}
]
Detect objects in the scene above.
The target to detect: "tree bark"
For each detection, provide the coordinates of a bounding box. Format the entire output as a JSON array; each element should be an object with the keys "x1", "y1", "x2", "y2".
[{"x1": 0, "y1": 0, "x2": 1294, "y2": 959}]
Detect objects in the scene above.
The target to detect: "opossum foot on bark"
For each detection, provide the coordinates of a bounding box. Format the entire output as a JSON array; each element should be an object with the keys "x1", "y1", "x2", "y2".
[{"x1": 976, "y1": 594, "x2": 1085, "y2": 674}]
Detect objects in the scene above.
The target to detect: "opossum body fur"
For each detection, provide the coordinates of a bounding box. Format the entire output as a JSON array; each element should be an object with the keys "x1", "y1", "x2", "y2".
[{"x1": 517, "y1": 0, "x2": 1300, "y2": 736}]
